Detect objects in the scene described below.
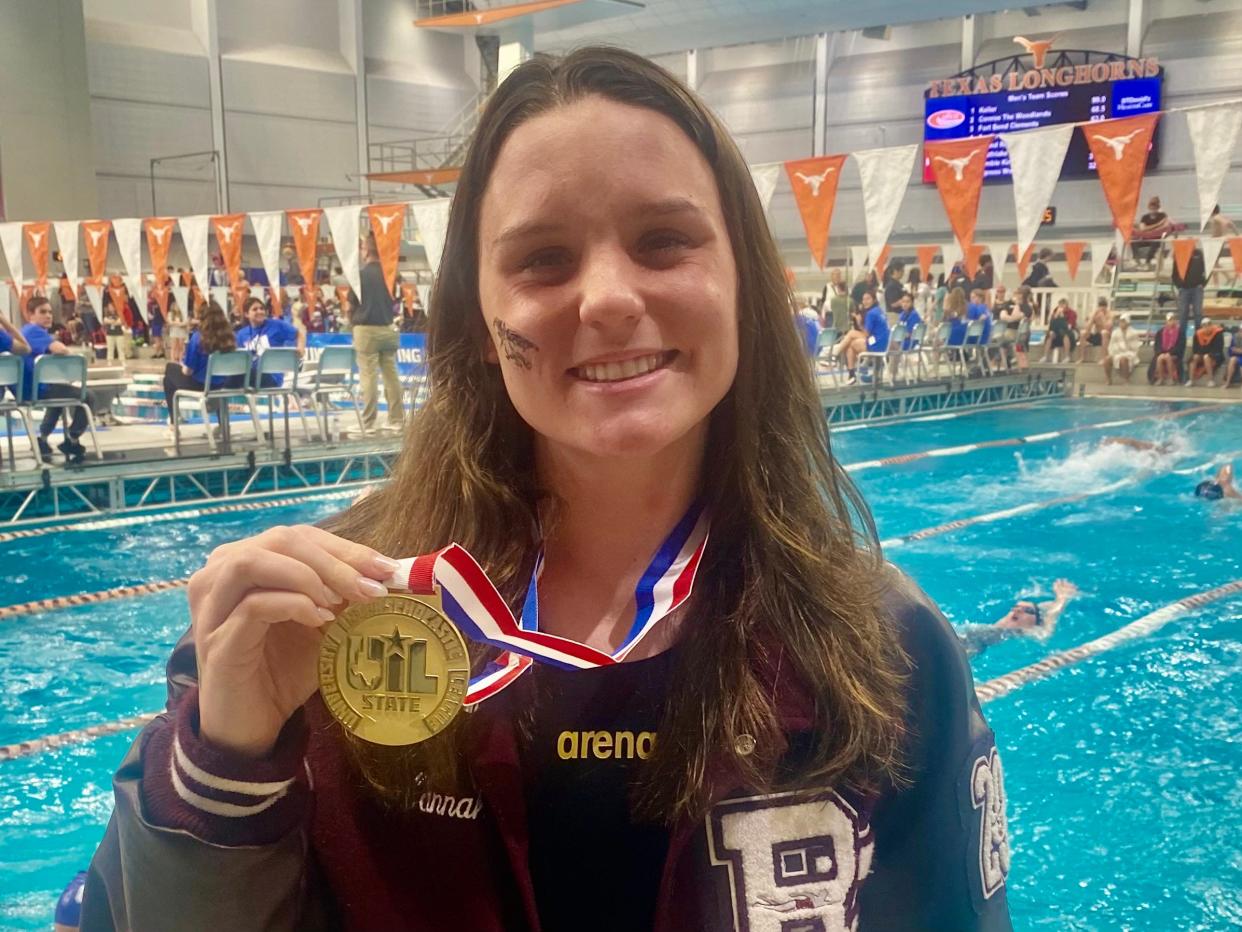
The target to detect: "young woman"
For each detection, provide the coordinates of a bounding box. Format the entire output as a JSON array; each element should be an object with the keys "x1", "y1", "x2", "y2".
[
  {"x1": 1042, "y1": 299, "x2": 1074, "y2": 363},
  {"x1": 1152, "y1": 313, "x2": 1183, "y2": 385},
  {"x1": 85, "y1": 48, "x2": 1011, "y2": 932},
  {"x1": 160, "y1": 300, "x2": 238, "y2": 429},
  {"x1": 165, "y1": 302, "x2": 189, "y2": 365}
]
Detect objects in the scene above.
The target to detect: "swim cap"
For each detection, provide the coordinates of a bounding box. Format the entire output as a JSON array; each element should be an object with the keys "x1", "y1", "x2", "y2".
[
  {"x1": 55, "y1": 871, "x2": 87, "y2": 926},
  {"x1": 1195, "y1": 481, "x2": 1224, "y2": 501}
]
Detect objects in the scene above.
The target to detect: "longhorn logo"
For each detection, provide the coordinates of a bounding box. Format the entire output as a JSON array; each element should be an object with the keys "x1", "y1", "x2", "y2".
[
  {"x1": 28, "y1": 231, "x2": 44, "y2": 247},
  {"x1": 374, "y1": 211, "x2": 401, "y2": 235},
  {"x1": 1092, "y1": 129, "x2": 1143, "y2": 160},
  {"x1": 933, "y1": 149, "x2": 982, "y2": 182},
  {"x1": 793, "y1": 166, "x2": 837, "y2": 197},
  {"x1": 217, "y1": 221, "x2": 241, "y2": 244},
  {"x1": 1013, "y1": 34, "x2": 1060, "y2": 70},
  {"x1": 293, "y1": 215, "x2": 314, "y2": 236},
  {"x1": 150, "y1": 224, "x2": 170, "y2": 244},
  {"x1": 88, "y1": 228, "x2": 106, "y2": 247}
]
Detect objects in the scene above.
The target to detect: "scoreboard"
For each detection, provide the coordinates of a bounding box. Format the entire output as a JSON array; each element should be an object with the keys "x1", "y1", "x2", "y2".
[{"x1": 922, "y1": 75, "x2": 1162, "y2": 183}]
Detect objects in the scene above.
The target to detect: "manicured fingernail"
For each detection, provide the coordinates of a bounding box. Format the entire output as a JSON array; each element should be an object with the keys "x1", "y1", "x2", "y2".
[
  {"x1": 371, "y1": 555, "x2": 401, "y2": 574},
  {"x1": 357, "y1": 577, "x2": 388, "y2": 598},
  {"x1": 324, "y1": 587, "x2": 342, "y2": 605},
  {"x1": 316, "y1": 606, "x2": 336, "y2": 622}
]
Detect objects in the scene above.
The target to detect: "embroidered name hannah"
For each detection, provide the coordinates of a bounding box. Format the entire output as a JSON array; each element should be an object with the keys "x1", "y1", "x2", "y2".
[{"x1": 417, "y1": 791, "x2": 483, "y2": 820}]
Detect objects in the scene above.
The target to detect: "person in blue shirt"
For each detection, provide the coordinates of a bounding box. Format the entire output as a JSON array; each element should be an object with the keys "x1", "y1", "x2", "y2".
[
  {"x1": 20, "y1": 296, "x2": 98, "y2": 464},
  {"x1": 966, "y1": 288, "x2": 993, "y2": 345},
  {"x1": 161, "y1": 300, "x2": 239, "y2": 428},
  {"x1": 0, "y1": 310, "x2": 31, "y2": 399},
  {"x1": 944, "y1": 287, "x2": 969, "y2": 347},
  {"x1": 793, "y1": 301, "x2": 819, "y2": 358},
  {"x1": 235, "y1": 296, "x2": 299, "y2": 387},
  {"x1": 895, "y1": 291, "x2": 922, "y2": 351}
]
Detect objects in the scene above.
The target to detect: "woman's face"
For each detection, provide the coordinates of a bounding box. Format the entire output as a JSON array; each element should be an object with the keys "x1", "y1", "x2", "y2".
[{"x1": 477, "y1": 97, "x2": 739, "y2": 463}]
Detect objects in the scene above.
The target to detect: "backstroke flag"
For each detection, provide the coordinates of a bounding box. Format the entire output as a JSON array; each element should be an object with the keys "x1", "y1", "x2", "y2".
[
  {"x1": 211, "y1": 214, "x2": 247, "y2": 287},
  {"x1": 82, "y1": 220, "x2": 112, "y2": 285},
  {"x1": 249, "y1": 211, "x2": 284, "y2": 306},
  {"x1": 1082, "y1": 113, "x2": 1160, "y2": 241},
  {"x1": 1002, "y1": 123, "x2": 1073, "y2": 258},
  {"x1": 925, "y1": 136, "x2": 994, "y2": 256},
  {"x1": 23, "y1": 222, "x2": 50, "y2": 285},
  {"x1": 0, "y1": 223, "x2": 24, "y2": 285},
  {"x1": 178, "y1": 215, "x2": 211, "y2": 292},
  {"x1": 53, "y1": 221, "x2": 79, "y2": 298},
  {"x1": 1171, "y1": 237, "x2": 1197, "y2": 282},
  {"x1": 411, "y1": 198, "x2": 452, "y2": 278},
  {"x1": 1062, "y1": 241, "x2": 1086, "y2": 281},
  {"x1": 367, "y1": 203, "x2": 407, "y2": 296},
  {"x1": 1184, "y1": 102, "x2": 1242, "y2": 232},
  {"x1": 917, "y1": 245, "x2": 937, "y2": 283},
  {"x1": 1201, "y1": 236, "x2": 1226, "y2": 278},
  {"x1": 853, "y1": 144, "x2": 919, "y2": 272},
  {"x1": 323, "y1": 205, "x2": 362, "y2": 298},
  {"x1": 749, "y1": 163, "x2": 781, "y2": 214},
  {"x1": 286, "y1": 208, "x2": 322, "y2": 306},
  {"x1": 1088, "y1": 239, "x2": 1114, "y2": 285},
  {"x1": 144, "y1": 218, "x2": 177, "y2": 282},
  {"x1": 784, "y1": 154, "x2": 847, "y2": 269}
]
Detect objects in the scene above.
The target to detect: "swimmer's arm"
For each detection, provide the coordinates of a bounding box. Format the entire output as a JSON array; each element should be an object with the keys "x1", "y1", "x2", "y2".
[{"x1": 1032, "y1": 581, "x2": 1078, "y2": 641}]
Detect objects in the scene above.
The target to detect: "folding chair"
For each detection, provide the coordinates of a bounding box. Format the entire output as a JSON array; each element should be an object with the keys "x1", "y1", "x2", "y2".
[
  {"x1": 298, "y1": 345, "x2": 363, "y2": 442},
  {"x1": 31, "y1": 354, "x2": 101, "y2": 458},
  {"x1": 247, "y1": 348, "x2": 312, "y2": 450},
  {"x1": 857, "y1": 323, "x2": 905, "y2": 387},
  {"x1": 815, "y1": 327, "x2": 840, "y2": 385},
  {"x1": 961, "y1": 318, "x2": 990, "y2": 377},
  {"x1": 0, "y1": 353, "x2": 40, "y2": 469},
  {"x1": 900, "y1": 321, "x2": 929, "y2": 383},
  {"x1": 172, "y1": 350, "x2": 260, "y2": 455}
]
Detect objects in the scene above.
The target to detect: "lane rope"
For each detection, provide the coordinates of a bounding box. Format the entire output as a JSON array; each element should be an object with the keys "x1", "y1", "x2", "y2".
[
  {"x1": 975, "y1": 578, "x2": 1242, "y2": 704},
  {"x1": 0, "y1": 578, "x2": 190, "y2": 622},
  {"x1": 842, "y1": 403, "x2": 1217, "y2": 473},
  {"x1": 0, "y1": 484, "x2": 376, "y2": 545},
  {"x1": 5, "y1": 577, "x2": 1238, "y2": 762}
]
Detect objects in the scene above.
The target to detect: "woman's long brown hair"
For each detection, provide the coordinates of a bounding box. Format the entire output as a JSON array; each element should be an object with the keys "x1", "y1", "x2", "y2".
[
  {"x1": 198, "y1": 301, "x2": 236, "y2": 354},
  {"x1": 326, "y1": 46, "x2": 908, "y2": 821}
]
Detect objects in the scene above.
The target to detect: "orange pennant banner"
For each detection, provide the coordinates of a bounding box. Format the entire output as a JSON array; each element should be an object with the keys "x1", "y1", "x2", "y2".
[
  {"x1": 81, "y1": 221, "x2": 111, "y2": 286},
  {"x1": 286, "y1": 208, "x2": 322, "y2": 294},
  {"x1": 925, "y1": 136, "x2": 994, "y2": 252},
  {"x1": 211, "y1": 214, "x2": 246, "y2": 286},
  {"x1": 916, "y1": 245, "x2": 938, "y2": 283},
  {"x1": 23, "y1": 222, "x2": 51, "y2": 285},
  {"x1": 367, "y1": 203, "x2": 406, "y2": 297},
  {"x1": 784, "y1": 154, "x2": 847, "y2": 269},
  {"x1": 109, "y1": 280, "x2": 132, "y2": 328},
  {"x1": 874, "y1": 244, "x2": 892, "y2": 283},
  {"x1": 144, "y1": 218, "x2": 177, "y2": 281},
  {"x1": 1081, "y1": 113, "x2": 1160, "y2": 242},
  {"x1": 1171, "y1": 238, "x2": 1197, "y2": 282},
  {"x1": 1229, "y1": 237, "x2": 1242, "y2": 276},
  {"x1": 401, "y1": 281, "x2": 418, "y2": 312},
  {"x1": 151, "y1": 278, "x2": 170, "y2": 318},
  {"x1": 1063, "y1": 241, "x2": 1087, "y2": 281},
  {"x1": 963, "y1": 242, "x2": 987, "y2": 280}
]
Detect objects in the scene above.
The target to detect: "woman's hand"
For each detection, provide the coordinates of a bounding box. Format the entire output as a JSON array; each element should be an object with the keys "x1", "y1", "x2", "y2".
[{"x1": 190, "y1": 524, "x2": 398, "y2": 758}]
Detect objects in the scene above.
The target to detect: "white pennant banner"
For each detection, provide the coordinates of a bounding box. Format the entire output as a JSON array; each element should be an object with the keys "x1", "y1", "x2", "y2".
[
  {"x1": 249, "y1": 211, "x2": 285, "y2": 303},
  {"x1": 124, "y1": 274, "x2": 146, "y2": 315},
  {"x1": 210, "y1": 286, "x2": 230, "y2": 310},
  {"x1": 1185, "y1": 103, "x2": 1242, "y2": 232},
  {"x1": 179, "y1": 215, "x2": 212, "y2": 293},
  {"x1": 0, "y1": 222, "x2": 24, "y2": 285},
  {"x1": 85, "y1": 283, "x2": 103, "y2": 317},
  {"x1": 113, "y1": 218, "x2": 143, "y2": 283},
  {"x1": 1201, "y1": 236, "x2": 1226, "y2": 276},
  {"x1": 849, "y1": 245, "x2": 870, "y2": 281},
  {"x1": 53, "y1": 221, "x2": 80, "y2": 299},
  {"x1": 323, "y1": 205, "x2": 362, "y2": 298},
  {"x1": 852, "y1": 144, "x2": 919, "y2": 267},
  {"x1": 1002, "y1": 124, "x2": 1073, "y2": 259},
  {"x1": 1089, "y1": 239, "x2": 1115, "y2": 285},
  {"x1": 941, "y1": 240, "x2": 963, "y2": 272},
  {"x1": 171, "y1": 285, "x2": 189, "y2": 315},
  {"x1": 320, "y1": 284, "x2": 336, "y2": 307},
  {"x1": 416, "y1": 283, "x2": 431, "y2": 312},
  {"x1": 749, "y1": 163, "x2": 782, "y2": 214},
  {"x1": 412, "y1": 198, "x2": 452, "y2": 278},
  {"x1": 985, "y1": 241, "x2": 1011, "y2": 283}
]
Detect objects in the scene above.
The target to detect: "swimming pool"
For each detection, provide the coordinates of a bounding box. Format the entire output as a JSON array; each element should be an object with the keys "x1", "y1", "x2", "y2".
[{"x1": 1, "y1": 397, "x2": 1239, "y2": 930}]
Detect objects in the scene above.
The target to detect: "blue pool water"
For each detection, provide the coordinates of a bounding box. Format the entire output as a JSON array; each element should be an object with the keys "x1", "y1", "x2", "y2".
[{"x1": 1, "y1": 398, "x2": 1239, "y2": 930}]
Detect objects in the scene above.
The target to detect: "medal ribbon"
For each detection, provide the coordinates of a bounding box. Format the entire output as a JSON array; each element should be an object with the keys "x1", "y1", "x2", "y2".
[{"x1": 386, "y1": 504, "x2": 709, "y2": 706}]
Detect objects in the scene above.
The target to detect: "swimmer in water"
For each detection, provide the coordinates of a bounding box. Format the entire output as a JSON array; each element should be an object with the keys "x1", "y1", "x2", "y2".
[
  {"x1": 959, "y1": 579, "x2": 1078, "y2": 657},
  {"x1": 1195, "y1": 462, "x2": 1240, "y2": 501},
  {"x1": 1101, "y1": 436, "x2": 1175, "y2": 454}
]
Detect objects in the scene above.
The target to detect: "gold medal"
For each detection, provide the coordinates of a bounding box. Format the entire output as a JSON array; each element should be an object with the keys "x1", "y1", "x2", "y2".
[{"x1": 318, "y1": 593, "x2": 470, "y2": 746}]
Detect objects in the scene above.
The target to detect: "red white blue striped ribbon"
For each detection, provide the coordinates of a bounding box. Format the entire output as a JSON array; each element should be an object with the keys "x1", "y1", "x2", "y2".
[{"x1": 387, "y1": 505, "x2": 709, "y2": 706}]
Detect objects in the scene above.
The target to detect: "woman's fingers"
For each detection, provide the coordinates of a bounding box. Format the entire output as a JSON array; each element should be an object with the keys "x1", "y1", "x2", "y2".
[{"x1": 191, "y1": 548, "x2": 338, "y2": 642}]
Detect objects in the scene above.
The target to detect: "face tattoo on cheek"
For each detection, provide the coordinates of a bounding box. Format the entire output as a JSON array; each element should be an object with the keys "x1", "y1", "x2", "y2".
[{"x1": 493, "y1": 319, "x2": 539, "y2": 370}]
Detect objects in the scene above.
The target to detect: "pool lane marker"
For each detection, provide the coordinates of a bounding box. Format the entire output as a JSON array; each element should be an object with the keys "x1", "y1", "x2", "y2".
[
  {"x1": 975, "y1": 578, "x2": 1242, "y2": 704},
  {"x1": 842, "y1": 403, "x2": 1217, "y2": 474},
  {"x1": 4, "y1": 578, "x2": 1240, "y2": 762},
  {"x1": 0, "y1": 484, "x2": 376, "y2": 545},
  {"x1": 0, "y1": 578, "x2": 191, "y2": 622}
]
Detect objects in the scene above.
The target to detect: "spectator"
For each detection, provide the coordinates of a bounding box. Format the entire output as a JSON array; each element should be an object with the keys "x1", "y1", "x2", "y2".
[
  {"x1": 354, "y1": 234, "x2": 405, "y2": 434},
  {"x1": 162, "y1": 301, "x2": 239, "y2": 435},
  {"x1": 102, "y1": 303, "x2": 126, "y2": 364},
  {"x1": 991, "y1": 284, "x2": 1020, "y2": 364},
  {"x1": 398, "y1": 300, "x2": 428, "y2": 334},
  {"x1": 1186, "y1": 317, "x2": 1225, "y2": 387},
  {"x1": 972, "y1": 254, "x2": 994, "y2": 292},
  {"x1": 850, "y1": 268, "x2": 877, "y2": 309},
  {"x1": 1022, "y1": 248, "x2": 1055, "y2": 288},
  {"x1": 944, "y1": 286, "x2": 969, "y2": 347},
  {"x1": 57, "y1": 273, "x2": 76, "y2": 319},
  {"x1": 946, "y1": 262, "x2": 971, "y2": 294},
  {"x1": 21, "y1": 296, "x2": 96, "y2": 464},
  {"x1": 235, "y1": 296, "x2": 298, "y2": 388},
  {"x1": 1077, "y1": 296, "x2": 1114, "y2": 363},
  {"x1": 1224, "y1": 326, "x2": 1242, "y2": 388},
  {"x1": 1171, "y1": 244, "x2": 1207, "y2": 336},
  {"x1": 147, "y1": 297, "x2": 166, "y2": 358},
  {"x1": 797, "y1": 294, "x2": 819, "y2": 327},
  {"x1": 77, "y1": 294, "x2": 101, "y2": 347},
  {"x1": 895, "y1": 292, "x2": 921, "y2": 350},
  {"x1": 1043, "y1": 299, "x2": 1075, "y2": 363},
  {"x1": 1102, "y1": 314, "x2": 1141, "y2": 384},
  {"x1": 165, "y1": 303, "x2": 188, "y2": 366},
  {"x1": 1132, "y1": 196, "x2": 1170, "y2": 268},
  {"x1": 1011, "y1": 285, "x2": 1036, "y2": 367},
  {"x1": 882, "y1": 264, "x2": 904, "y2": 311},
  {"x1": 1208, "y1": 205, "x2": 1238, "y2": 239},
  {"x1": 965, "y1": 287, "x2": 993, "y2": 344},
  {"x1": 1151, "y1": 313, "x2": 1184, "y2": 385},
  {"x1": 825, "y1": 268, "x2": 850, "y2": 331},
  {"x1": 832, "y1": 297, "x2": 871, "y2": 380},
  {"x1": 792, "y1": 301, "x2": 819, "y2": 359}
]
